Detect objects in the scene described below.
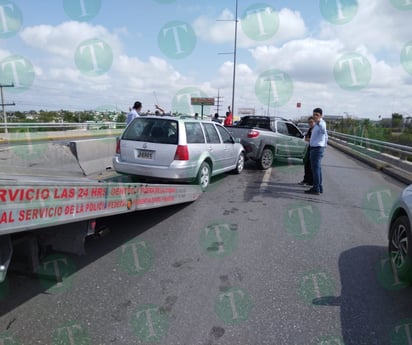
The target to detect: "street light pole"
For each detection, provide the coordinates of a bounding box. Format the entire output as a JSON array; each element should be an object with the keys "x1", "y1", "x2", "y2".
[
  {"x1": 231, "y1": 0, "x2": 238, "y2": 117},
  {"x1": 217, "y1": 0, "x2": 239, "y2": 117}
]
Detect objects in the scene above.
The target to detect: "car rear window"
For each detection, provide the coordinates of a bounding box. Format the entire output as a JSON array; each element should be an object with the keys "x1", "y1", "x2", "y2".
[{"x1": 122, "y1": 118, "x2": 178, "y2": 144}]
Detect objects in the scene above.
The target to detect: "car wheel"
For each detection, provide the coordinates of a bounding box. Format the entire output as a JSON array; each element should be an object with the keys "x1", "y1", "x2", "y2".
[
  {"x1": 233, "y1": 152, "x2": 245, "y2": 174},
  {"x1": 257, "y1": 148, "x2": 273, "y2": 170},
  {"x1": 389, "y1": 215, "x2": 412, "y2": 282},
  {"x1": 197, "y1": 162, "x2": 211, "y2": 191}
]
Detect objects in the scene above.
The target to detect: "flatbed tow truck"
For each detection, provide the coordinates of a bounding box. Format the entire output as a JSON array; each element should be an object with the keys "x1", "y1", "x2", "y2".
[{"x1": 0, "y1": 172, "x2": 202, "y2": 282}]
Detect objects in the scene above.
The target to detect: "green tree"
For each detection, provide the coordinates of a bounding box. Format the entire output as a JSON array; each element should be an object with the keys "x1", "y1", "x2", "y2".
[
  {"x1": 116, "y1": 113, "x2": 126, "y2": 123},
  {"x1": 38, "y1": 111, "x2": 56, "y2": 122},
  {"x1": 392, "y1": 113, "x2": 403, "y2": 129},
  {"x1": 14, "y1": 111, "x2": 26, "y2": 122},
  {"x1": 62, "y1": 110, "x2": 76, "y2": 122}
]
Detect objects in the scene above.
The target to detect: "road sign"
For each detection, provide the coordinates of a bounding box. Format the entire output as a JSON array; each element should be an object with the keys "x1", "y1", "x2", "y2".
[{"x1": 191, "y1": 97, "x2": 214, "y2": 106}]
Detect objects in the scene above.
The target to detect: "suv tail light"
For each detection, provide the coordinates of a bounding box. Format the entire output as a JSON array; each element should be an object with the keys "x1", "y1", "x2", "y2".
[
  {"x1": 174, "y1": 145, "x2": 189, "y2": 160},
  {"x1": 247, "y1": 129, "x2": 260, "y2": 138},
  {"x1": 115, "y1": 138, "x2": 121, "y2": 154}
]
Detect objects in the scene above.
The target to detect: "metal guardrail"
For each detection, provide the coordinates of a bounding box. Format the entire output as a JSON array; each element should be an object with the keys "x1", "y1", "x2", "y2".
[
  {"x1": 329, "y1": 131, "x2": 412, "y2": 161},
  {"x1": 0, "y1": 122, "x2": 126, "y2": 130}
]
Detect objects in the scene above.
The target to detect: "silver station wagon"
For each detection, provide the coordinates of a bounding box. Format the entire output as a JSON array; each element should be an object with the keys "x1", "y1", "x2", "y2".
[{"x1": 113, "y1": 116, "x2": 245, "y2": 190}]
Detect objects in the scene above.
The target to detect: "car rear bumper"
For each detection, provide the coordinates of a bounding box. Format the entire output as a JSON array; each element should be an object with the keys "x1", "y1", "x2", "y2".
[
  {"x1": 241, "y1": 140, "x2": 259, "y2": 159},
  {"x1": 112, "y1": 155, "x2": 198, "y2": 180}
]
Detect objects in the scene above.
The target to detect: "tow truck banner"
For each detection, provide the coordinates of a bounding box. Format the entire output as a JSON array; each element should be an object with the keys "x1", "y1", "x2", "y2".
[{"x1": 0, "y1": 183, "x2": 202, "y2": 235}]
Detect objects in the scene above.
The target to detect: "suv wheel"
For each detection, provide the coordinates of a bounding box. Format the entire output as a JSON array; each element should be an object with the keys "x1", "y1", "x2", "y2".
[
  {"x1": 389, "y1": 215, "x2": 412, "y2": 282},
  {"x1": 233, "y1": 152, "x2": 245, "y2": 174},
  {"x1": 258, "y1": 148, "x2": 273, "y2": 170},
  {"x1": 197, "y1": 162, "x2": 211, "y2": 191}
]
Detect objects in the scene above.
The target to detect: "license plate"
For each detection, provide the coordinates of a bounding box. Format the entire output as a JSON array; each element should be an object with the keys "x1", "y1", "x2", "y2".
[{"x1": 137, "y1": 149, "x2": 154, "y2": 159}]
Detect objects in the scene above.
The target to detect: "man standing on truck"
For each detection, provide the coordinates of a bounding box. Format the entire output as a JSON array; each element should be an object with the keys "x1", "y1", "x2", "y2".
[{"x1": 304, "y1": 108, "x2": 327, "y2": 195}]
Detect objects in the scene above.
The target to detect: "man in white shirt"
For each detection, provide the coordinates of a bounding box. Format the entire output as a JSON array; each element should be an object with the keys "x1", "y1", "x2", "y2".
[
  {"x1": 126, "y1": 101, "x2": 142, "y2": 125},
  {"x1": 305, "y1": 107, "x2": 328, "y2": 195}
]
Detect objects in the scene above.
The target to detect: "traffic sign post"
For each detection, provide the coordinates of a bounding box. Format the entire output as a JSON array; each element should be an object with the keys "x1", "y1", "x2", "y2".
[{"x1": 191, "y1": 97, "x2": 214, "y2": 119}]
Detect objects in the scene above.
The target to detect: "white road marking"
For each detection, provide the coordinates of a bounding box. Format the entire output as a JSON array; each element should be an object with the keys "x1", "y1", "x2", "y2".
[{"x1": 260, "y1": 167, "x2": 272, "y2": 188}]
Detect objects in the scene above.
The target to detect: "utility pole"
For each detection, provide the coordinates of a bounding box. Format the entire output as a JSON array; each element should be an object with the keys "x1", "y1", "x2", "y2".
[
  {"x1": 0, "y1": 83, "x2": 15, "y2": 135},
  {"x1": 231, "y1": 0, "x2": 238, "y2": 118},
  {"x1": 217, "y1": 0, "x2": 239, "y2": 117}
]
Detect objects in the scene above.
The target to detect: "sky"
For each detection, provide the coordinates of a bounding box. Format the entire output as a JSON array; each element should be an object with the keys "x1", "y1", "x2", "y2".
[{"x1": 0, "y1": 0, "x2": 411, "y2": 120}]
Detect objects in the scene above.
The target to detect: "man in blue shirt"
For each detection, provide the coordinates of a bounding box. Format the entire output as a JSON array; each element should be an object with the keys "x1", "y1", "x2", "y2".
[{"x1": 305, "y1": 107, "x2": 327, "y2": 195}]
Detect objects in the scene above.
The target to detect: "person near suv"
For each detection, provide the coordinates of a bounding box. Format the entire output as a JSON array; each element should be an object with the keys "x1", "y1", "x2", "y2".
[{"x1": 298, "y1": 116, "x2": 315, "y2": 186}]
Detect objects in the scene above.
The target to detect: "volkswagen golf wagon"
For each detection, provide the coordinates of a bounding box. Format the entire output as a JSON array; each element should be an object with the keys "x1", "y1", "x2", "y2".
[{"x1": 113, "y1": 116, "x2": 245, "y2": 190}]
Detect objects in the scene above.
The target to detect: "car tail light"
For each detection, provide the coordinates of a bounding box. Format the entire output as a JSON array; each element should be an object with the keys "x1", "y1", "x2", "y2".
[
  {"x1": 247, "y1": 129, "x2": 260, "y2": 138},
  {"x1": 116, "y1": 138, "x2": 121, "y2": 154},
  {"x1": 174, "y1": 145, "x2": 189, "y2": 160}
]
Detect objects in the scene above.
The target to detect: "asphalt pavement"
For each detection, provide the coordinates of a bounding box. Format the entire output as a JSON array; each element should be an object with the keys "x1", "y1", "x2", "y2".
[{"x1": 0, "y1": 146, "x2": 410, "y2": 345}]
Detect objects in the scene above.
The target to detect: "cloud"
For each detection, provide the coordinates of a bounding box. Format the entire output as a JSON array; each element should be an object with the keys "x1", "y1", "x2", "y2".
[
  {"x1": 20, "y1": 21, "x2": 124, "y2": 59},
  {"x1": 11, "y1": 21, "x2": 193, "y2": 111},
  {"x1": 318, "y1": 0, "x2": 411, "y2": 56},
  {"x1": 250, "y1": 38, "x2": 343, "y2": 83},
  {"x1": 193, "y1": 7, "x2": 307, "y2": 48}
]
